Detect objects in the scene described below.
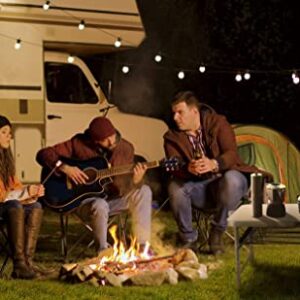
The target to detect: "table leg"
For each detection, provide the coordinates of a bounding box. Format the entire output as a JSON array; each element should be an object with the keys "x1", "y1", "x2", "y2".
[
  {"x1": 234, "y1": 225, "x2": 241, "y2": 288},
  {"x1": 248, "y1": 228, "x2": 254, "y2": 264}
]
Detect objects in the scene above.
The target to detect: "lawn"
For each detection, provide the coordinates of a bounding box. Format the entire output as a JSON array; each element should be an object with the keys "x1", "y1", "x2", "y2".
[{"x1": 1, "y1": 209, "x2": 300, "y2": 300}]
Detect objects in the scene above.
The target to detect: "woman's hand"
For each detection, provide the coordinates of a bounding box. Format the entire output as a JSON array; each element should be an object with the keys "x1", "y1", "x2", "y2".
[{"x1": 28, "y1": 184, "x2": 45, "y2": 198}]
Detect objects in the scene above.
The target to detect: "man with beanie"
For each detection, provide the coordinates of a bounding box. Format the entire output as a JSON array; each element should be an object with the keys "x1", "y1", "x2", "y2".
[{"x1": 36, "y1": 117, "x2": 152, "y2": 255}]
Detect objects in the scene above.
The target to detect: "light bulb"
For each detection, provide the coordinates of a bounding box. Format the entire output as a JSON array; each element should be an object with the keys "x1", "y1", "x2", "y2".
[
  {"x1": 244, "y1": 72, "x2": 251, "y2": 80},
  {"x1": 67, "y1": 55, "x2": 74, "y2": 63},
  {"x1": 14, "y1": 39, "x2": 21, "y2": 50},
  {"x1": 235, "y1": 73, "x2": 242, "y2": 82},
  {"x1": 43, "y1": 1, "x2": 50, "y2": 10},
  {"x1": 199, "y1": 65, "x2": 206, "y2": 73},
  {"x1": 122, "y1": 66, "x2": 130, "y2": 73},
  {"x1": 154, "y1": 54, "x2": 162, "y2": 63},
  {"x1": 178, "y1": 71, "x2": 185, "y2": 79},
  {"x1": 293, "y1": 76, "x2": 300, "y2": 84},
  {"x1": 78, "y1": 20, "x2": 85, "y2": 30},
  {"x1": 114, "y1": 38, "x2": 122, "y2": 48},
  {"x1": 292, "y1": 72, "x2": 297, "y2": 79}
]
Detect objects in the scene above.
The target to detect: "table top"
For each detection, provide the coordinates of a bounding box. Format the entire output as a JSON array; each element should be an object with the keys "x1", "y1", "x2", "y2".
[{"x1": 228, "y1": 204, "x2": 300, "y2": 228}]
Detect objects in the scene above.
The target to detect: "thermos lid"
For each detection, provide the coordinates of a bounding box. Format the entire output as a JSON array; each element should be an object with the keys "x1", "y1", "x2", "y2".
[
  {"x1": 266, "y1": 183, "x2": 286, "y2": 190},
  {"x1": 251, "y1": 172, "x2": 263, "y2": 177}
]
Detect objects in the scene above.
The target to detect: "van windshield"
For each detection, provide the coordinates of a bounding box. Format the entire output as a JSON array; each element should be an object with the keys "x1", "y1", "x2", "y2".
[{"x1": 45, "y1": 62, "x2": 98, "y2": 104}]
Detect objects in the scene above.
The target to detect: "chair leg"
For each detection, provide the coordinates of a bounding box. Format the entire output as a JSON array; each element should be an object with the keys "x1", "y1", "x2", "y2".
[
  {"x1": 117, "y1": 213, "x2": 128, "y2": 248},
  {"x1": 60, "y1": 214, "x2": 68, "y2": 260},
  {"x1": 71, "y1": 214, "x2": 94, "y2": 261},
  {"x1": 192, "y1": 208, "x2": 213, "y2": 250},
  {"x1": 0, "y1": 225, "x2": 12, "y2": 277}
]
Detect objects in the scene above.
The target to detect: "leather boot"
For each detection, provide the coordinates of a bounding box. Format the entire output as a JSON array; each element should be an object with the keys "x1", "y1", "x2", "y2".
[
  {"x1": 25, "y1": 208, "x2": 54, "y2": 275},
  {"x1": 7, "y1": 207, "x2": 36, "y2": 279}
]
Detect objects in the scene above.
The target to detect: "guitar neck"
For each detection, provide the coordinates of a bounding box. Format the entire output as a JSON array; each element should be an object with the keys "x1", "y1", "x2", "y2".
[{"x1": 98, "y1": 161, "x2": 160, "y2": 178}]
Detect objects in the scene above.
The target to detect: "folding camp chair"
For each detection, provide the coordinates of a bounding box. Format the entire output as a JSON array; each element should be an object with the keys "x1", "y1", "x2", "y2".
[
  {"x1": 59, "y1": 210, "x2": 128, "y2": 262},
  {"x1": 192, "y1": 196, "x2": 251, "y2": 252}
]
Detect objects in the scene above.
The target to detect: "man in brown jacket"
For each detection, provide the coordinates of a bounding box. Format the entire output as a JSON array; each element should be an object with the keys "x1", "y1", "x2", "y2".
[
  {"x1": 164, "y1": 91, "x2": 271, "y2": 254},
  {"x1": 36, "y1": 117, "x2": 152, "y2": 255}
]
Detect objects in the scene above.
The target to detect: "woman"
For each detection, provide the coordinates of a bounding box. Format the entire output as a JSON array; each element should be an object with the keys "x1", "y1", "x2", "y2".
[{"x1": 0, "y1": 115, "x2": 44, "y2": 279}]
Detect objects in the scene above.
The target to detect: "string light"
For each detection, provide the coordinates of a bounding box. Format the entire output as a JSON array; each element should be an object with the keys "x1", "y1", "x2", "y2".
[
  {"x1": 292, "y1": 72, "x2": 299, "y2": 84},
  {"x1": 199, "y1": 65, "x2": 206, "y2": 73},
  {"x1": 114, "y1": 37, "x2": 122, "y2": 48},
  {"x1": 43, "y1": 1, "x2": 50, "y2": 10},
  {"x1": 178, "y1": 71, "x2": 185, "y2": 79},
  {"x1": 122, "y1": 66, "x2": 130, "y2": 73},
  {"x1": 235, "y1": 73, "x2": 242, "y2": 82},
  {"x1": 14, "y1": 39, "x2": 21, "y2": 50},
  {"x1": 78, "y1": 20, "x2": 85, "y2": 30},
  {"x1": 154, "y1": 54, "x2": 162, "y2": 63},
  {"x1": 244, "y1": 72, "x2": 251, "y2": 80},
  {"x1": 2, "y1": 23, "x2": 300, "y2": 84},
  {"x1": 67, "y1": 55, "x2": 74, "y2": 63}
]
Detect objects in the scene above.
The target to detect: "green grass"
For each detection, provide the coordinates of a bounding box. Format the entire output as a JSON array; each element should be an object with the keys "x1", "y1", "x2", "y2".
[{"x1": 1, "y1": 209, "x2": 300, "y2": 300}]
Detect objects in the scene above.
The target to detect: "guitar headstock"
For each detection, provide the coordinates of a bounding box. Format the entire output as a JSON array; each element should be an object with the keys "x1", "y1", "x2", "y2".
[{"x1": 160, "y1": 157, "x2": 183, "y2": 172}]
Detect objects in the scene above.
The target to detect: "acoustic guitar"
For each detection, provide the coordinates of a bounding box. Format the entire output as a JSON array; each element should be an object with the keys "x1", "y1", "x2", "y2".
[{"x1": 41, "y1": 156, "x2": 180, "y2": 213}]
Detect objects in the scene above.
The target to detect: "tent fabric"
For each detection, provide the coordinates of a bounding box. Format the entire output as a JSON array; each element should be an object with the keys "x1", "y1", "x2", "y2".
[{"x1": 233, "y1": 124, "x2": 300, "y2": 203}]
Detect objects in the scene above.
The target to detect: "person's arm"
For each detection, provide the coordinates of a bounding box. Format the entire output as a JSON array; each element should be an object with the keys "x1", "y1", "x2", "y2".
[
  {"x1": 36, "y1": 138, "x2": 74, "y2": 170},
  {"x1": 2, "y1": 175, "x2": 44, "y2": 204},
  {"x1": 36, "y1": 136, "x2": 88, "y2": 184}
]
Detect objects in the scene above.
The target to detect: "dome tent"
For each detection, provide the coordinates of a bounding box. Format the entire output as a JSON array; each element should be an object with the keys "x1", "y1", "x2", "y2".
[{"x1": 233, "y1": 124, "x2": 300, "y2": 203}]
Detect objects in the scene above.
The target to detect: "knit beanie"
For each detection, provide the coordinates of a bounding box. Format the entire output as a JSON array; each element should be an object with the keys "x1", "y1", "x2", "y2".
[
  {"x1": 88, "y1": 117, "x2": 116, "y2": 141},
  {"x1": 0, "y1": 115, "x2": 11, "y2": 129}
]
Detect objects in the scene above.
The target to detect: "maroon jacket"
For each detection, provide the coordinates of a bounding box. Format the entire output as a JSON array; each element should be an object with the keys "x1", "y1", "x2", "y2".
[
  {"x1": 36, "y1": 131, "x2": 136, "y2": 196},
  {"x1": 164, "y1": 106, "x2": 273, "y2": 181}
]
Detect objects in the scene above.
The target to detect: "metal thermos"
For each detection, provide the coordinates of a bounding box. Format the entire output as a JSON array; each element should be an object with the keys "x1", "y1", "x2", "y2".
[{"x1": 250, "y1": 173, "x2": 265, "y2": 218}]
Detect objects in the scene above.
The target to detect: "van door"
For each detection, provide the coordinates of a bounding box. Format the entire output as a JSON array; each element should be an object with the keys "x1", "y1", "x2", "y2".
[{"x1": 44, "y1": 60, "x2": 100, "y2": 146}]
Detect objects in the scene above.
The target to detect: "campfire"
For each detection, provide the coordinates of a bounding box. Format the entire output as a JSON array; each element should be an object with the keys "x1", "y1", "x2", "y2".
[{"x1": 59, "y1": 225, "x2": 208, "y2": 287}]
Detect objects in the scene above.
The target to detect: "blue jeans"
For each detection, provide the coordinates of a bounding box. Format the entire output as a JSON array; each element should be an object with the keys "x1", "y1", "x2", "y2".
[
  {"x1": 76, "y1": 184, "x2": 152, "y2": 252},
  {"x1": 0, "y1": 200, "x2": 42, "y2": 220},
  {"x1": 168, "y1": 170, "x2": 248, "y2": 242}
]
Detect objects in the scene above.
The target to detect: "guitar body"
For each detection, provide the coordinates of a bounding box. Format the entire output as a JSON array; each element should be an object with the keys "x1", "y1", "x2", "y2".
[{"x1": 42, "y1": 157, "x2": 111, "y2": 213}]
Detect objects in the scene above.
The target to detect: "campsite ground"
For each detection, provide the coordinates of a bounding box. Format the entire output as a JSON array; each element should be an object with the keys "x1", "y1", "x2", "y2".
[{"x1": 1, "y1": 209, "x2": 300, "y2": 299}]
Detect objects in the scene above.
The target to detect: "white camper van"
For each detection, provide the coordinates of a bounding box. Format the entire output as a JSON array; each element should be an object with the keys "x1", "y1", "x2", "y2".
[{"x1": 0, "y1": 0, "x2": 168, "y2": 183}]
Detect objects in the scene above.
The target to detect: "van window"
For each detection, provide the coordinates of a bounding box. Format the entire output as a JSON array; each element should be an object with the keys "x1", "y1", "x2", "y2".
[{"x1": 45, "y1": 62, "x2": 98, "y2": 104}]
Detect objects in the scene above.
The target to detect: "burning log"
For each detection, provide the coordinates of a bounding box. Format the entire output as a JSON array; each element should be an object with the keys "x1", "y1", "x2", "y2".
[
  {"x1": 59, "y1": 224, "x2": 209, "y2": 286},
  {"x1": 59, "y1": 249, "x2": 208, "y2": 287}
]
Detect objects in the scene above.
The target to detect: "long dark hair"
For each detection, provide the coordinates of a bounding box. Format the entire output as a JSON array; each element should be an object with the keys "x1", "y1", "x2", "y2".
[{"x1": 0, "y1": 115, "x2": 15, "y2": 188}]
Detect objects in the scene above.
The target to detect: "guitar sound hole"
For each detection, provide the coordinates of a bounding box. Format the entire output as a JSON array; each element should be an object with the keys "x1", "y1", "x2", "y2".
[{"x1": 84, "y1": 168, "x2": 98, "y2": 185}]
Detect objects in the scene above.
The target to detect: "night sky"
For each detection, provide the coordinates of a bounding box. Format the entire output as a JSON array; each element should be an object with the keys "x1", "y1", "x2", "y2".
[{"x1": 85, "y1": 0, "x2": 300, "y2": 148}]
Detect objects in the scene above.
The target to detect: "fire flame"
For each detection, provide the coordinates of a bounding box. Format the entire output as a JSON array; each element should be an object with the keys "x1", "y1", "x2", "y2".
[{"x1": 91, "y1": 225, "x2": 152, "y2": 271}]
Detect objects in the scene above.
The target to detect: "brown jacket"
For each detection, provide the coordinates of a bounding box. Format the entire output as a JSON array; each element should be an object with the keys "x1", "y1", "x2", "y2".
[
  {"x1": 164, "y1": 106, "x2": 273, "y2": 181},
  {"x1": 36, "y1": 132, "x2": 136, "y2": 197}
]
